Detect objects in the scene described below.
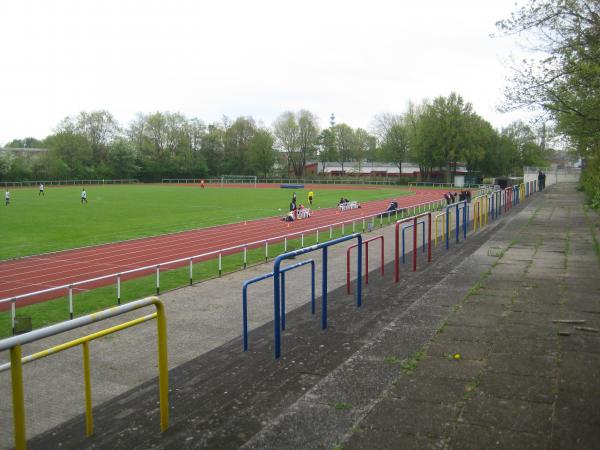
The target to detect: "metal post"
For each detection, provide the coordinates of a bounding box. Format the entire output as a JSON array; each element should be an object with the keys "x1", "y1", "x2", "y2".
[
  {"x1": 218, "y1": 252, "x2": 222, "y2": 277},
  {"x1": 402, "y1": 226, "x2": 406, "y2": 264},
  {"x1": 69, "y1": 286, "x2": 74, "y2": 320},
  {"x1": 265, "y1": 241, "x2": 269, "y2": 262},
  {"x1": 362, "y1": 218, "x2": 366, "y2": 232},
  {"x1": 322, "y1": 246, "x2": 328, "y2": 329},
  {"x1": 11, "y1": 300, "x2": 16, "y2": 336},
  {"x1": 463, "y1": 203, "x2": 467, "y2": 239},
  {"x1": 342, "y1": 223, "x2": 345, "y2": 235},
  {"x1": 365, "y1": 241, "x2": 370, "y2": 285},
  {"x1": 412, "y1": 217, "x2": 417, "y2": 272},
  {"x1": 301, "y1": 233, "x2": 304, "y2": 247},
  {"x1": 353, "y1": 221, "x2": 356, "y2": 232},
  {"x1": 244, "y1": 246, "x2": 247, "y2": 268},
  {"x1": 83, "y1": 342, "x2": 93, "y2": 437},
  {"x1": 117, "y1": 274, "x2": 121, "y2": 304},
  {"x1": 395, "y1": 223, "x2": 400, "y2": 282},
  {"x1": 357, "y1": 238, "x2": 362, "y2": 308},
  {"x1": 329, "y1": 226, "x2": 333, "y2": 239},
  {"x1": 155, "y1": 301, "x2": 169, "y2": 432},
  {"x1": 10, "y1": 345, "x2": 26, "y2": 450},
  {"x1": 446, "y1": 207, "x2": 450, "y2": 250},
  {"x1": 281, "y1": 272, "x2": 286, "y2": 331},
  {"x1": 316, "y1": 229, "x2": 319, "y2": 244},
  {"x1": 427, "y1": 214, "x2": 432, "y2": 262},
  {"x1": 455, "y1": 204, "x2": 460, "y2": 243},
  {"x1": 311, "y1": 261, "x2": 316, "y2": 315},
  {"x1": 156, "y1": 266, "x2": 160, "y2": 295}
]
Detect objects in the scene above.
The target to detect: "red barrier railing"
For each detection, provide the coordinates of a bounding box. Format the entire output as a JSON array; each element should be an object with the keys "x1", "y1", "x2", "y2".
[
  {"x1": 346, "y1": 235, "x2": 384, "y2": 294},
  {"x1": 395, "y1": 212, "x2": 432, "y2": 282}
]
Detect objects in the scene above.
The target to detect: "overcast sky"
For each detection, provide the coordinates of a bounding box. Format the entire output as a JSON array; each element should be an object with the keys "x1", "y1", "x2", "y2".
[{"x1": 0, "y1": 0, "x2": 530, "y2": 145}]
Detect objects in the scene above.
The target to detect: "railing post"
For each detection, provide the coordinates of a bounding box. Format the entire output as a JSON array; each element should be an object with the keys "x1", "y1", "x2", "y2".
[
  {"x1": 301, "y1": 233, "x2": 304, "y2": 247},
  {"x1": 156, "y1": 266, "x2": 160, "y2": 295},
  {"x1": 357, "y1": 236, "x2": 362, "y2": 308},
  {"x1": 281, "y1": 272, "x2": 286, "y2": 331},
  {"x1": 155, "y1": 300, "x2": 169, "y2": 432},
  {"x1": 463, "y1": 202, "x2": 468, "y2": 239},
  {"x1": 428, "y1": 214, "x2": 432, "y2": 262},
  {"x1": 322, "y1": 246, "x2": 328, "y2": 329},
  {"x1": 395, "y1": 222, "x2": 400, "y2": 282},
  {"x1": 412, "y1": 217, "x2": 417, "y2": 272},
  {"x1": 311, "y1": 262, "x2": 316, "y2": 315},
  {"x1": 69, "y1": 285, "x2": 74, "y2": 320},
  {"x1": 329, "y1": 226, "x2": 333, "y2": 239},
  {"x1": 218, "y1": 252, "x2": 222, "y2": 277},
  {"x1": 82, "y1": 341, "x2": 93, "y2": 437},
  {"x1": 11, "y1": 300, "x2": 16, "y2": 336},
  {"x1": 117, "y1": 274, "x2": 121, "y2": 304},
  {"x1": 346, "y1": 247, "x2": 352, "y2": 295},
  {"x1": 10, "y1": 344, "x2": 26, "y2": 450},
  {"x1": 365, "y1": 241, "x2": 370, "y2": 285},
  {"x1": 189, "y1": 259, "x2": 193, "y2": 285},
  {"x1": 316, "y1": 229, "x2": 319, "y2": 244},
  {"x1": 455, "y1": 204, "x2": 460, "y2": 243},
  {"x1": 265, "y1": 241, "x2": 269, "y2": 262},
  {"x1": 446, "y1": 206, "x2": 450, "y2": 250}
]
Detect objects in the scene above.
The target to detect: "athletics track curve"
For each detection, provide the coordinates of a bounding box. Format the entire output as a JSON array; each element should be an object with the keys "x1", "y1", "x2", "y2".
[{"x1": 0, "y1": 189, "x2": 447, "y2": 310}]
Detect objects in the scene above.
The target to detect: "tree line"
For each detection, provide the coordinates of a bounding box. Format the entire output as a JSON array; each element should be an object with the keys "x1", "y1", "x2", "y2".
[{"x1": 1, "y1": 94, "x2": 550, "y2": 182}]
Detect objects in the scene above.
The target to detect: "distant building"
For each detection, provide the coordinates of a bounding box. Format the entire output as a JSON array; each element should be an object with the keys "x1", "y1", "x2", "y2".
[
  {"x1": 307, "y1": 161, "x2": 468, "y2": 178},
  {"x1": 0, "y1": 147, "x2": 48, "y2": 160}
]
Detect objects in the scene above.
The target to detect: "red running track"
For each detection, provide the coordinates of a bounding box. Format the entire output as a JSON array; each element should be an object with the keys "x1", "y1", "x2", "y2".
[{"x1": 0, "y1": 189, "x2": 447, "y2": 310}]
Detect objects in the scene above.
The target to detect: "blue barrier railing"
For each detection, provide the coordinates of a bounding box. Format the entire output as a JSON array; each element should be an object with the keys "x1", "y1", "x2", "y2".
[
  {"x1": 401, "y1": 220, "x2": 426, "y2": 264},
  {"x1": 242, "y1": 259, "x2": 315, "y2": 352},
  {"x1": 445, "y1": 201, "x2": 468, "y2": 250},
  {"x1": 272, "y1": 234, "x2": 362, "y2": 359}
]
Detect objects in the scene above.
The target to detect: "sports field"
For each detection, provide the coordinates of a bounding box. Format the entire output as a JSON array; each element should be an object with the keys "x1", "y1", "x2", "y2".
[{"x1": 0, "y1": 184, "x2": 411, "y2": 261}]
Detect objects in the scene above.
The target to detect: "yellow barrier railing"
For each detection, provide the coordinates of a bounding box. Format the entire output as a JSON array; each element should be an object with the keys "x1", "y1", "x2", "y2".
[
  {"x1": 0, "y1": 296, "x2": 168, "y2": 450},
  {"x1": 434, "y1": 211, "x2": 446, "y2": 247}
]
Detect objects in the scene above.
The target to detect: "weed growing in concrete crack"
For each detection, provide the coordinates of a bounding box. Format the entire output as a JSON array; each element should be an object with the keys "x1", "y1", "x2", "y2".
[
  {"x1": 334, "y1": 402, "x2": 352, "y2": 411},
  {"x1": 463, "y1": 378, "x2": 480, "y2": 400},
  {"x1": 384, "y1": 356, "x2": 402, "y2": 364},
  {"x1": 468, "y1": 282, "x2": 483, "y2": 296},
  {"x1": 401, "y1": 351, "x2": 425, "y2": 374}
]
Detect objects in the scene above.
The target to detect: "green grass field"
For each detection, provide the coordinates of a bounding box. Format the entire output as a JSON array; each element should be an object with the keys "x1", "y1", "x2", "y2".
[{"x1": 0, "y1": 184, "x2": 411, "y2": 260}]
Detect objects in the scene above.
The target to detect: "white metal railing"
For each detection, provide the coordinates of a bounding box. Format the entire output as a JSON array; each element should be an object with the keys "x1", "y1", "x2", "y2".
[
  {"x1": 0, "y1": 179, "x2": 138, "y2": 187},
  {"x1": 161, "y1": 177, "x2": 400, "y2": 186},
  {"x1": 0, "y1": 196, "x2": 452, "y2": 332}
]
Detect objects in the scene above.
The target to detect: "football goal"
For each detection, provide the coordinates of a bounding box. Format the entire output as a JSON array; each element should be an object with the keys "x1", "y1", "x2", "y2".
[{"x1": 220, "y1": 175, "x2": 258, "y2": 187}]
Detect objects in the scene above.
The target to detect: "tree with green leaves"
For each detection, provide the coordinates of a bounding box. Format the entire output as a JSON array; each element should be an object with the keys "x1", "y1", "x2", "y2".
[
  {"x1": 382, "y1": 122, "x2": 410, "y2": 175},
  {"x1": 334, "y1": 123, "x2": 355, "y2": 174},
  {"x1": 4, "y1": 137, "x2": 45, "y2": 148},
  {"x1": 223, "y1": 117, "x2": 256, "y2": 174},
  {"x1": 273, "y1": 110, "x2": 319, "y2": 176},
  {"x1": 248, "y1": 129, "x2": 276, "y2": 178},
  {"x1": 497, "y1": 0, "x2": 600, "y2": 156}
]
